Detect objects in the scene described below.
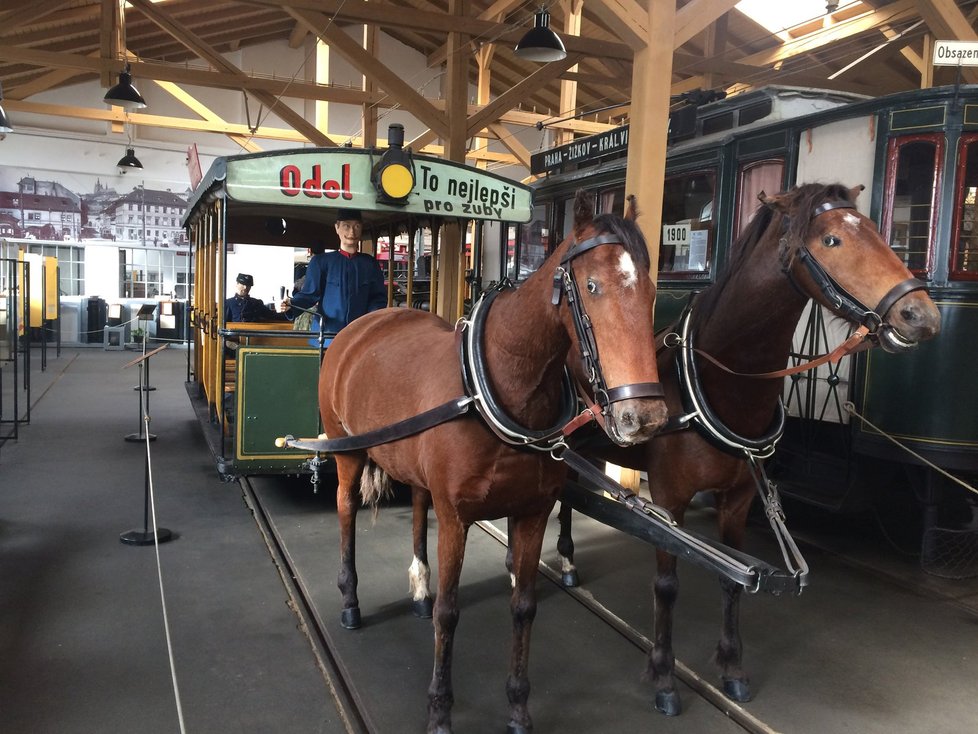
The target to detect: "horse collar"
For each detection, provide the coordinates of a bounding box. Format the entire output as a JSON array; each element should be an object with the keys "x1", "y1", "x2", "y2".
[
  {"x1": 459, "y1": 285, "x2": 578, "y2": 451},
  {"x1": 674, "y1": 307, "x2": 785, "y2": 459}
]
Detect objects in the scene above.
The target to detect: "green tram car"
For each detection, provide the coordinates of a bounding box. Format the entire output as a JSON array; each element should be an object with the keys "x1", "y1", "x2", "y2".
[
  {"x1": 182, "y1": 134, "x2": 533, "y2": 479},
  {"x1": 521, "y1": 86, "x2": 978, "y2": 560}
]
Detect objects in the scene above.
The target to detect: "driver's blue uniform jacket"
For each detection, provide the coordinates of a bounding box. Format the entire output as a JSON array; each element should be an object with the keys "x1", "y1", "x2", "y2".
[{"x1": 289, "y1": 249, "x2": 387, "y2": 344}]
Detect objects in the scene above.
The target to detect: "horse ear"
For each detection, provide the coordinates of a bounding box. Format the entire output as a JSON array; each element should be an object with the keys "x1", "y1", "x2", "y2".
[
  {"x1": 848, "y1": 184, "x2": 866, "y2": 202},
  {"x1": 625, "y1": 194, "x2": 639, "y2": 221},
  {"x1": 573, "y1": 189, "x2": 595, "y2": 230},
  {"x1": 757, "y1": 190, "x2": 787, "y2": 211}
]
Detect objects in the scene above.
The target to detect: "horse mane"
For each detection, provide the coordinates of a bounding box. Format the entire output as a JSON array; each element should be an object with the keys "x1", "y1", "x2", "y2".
[
  {"x1": 691, "y1": 182, "x2": 855, "y2": 328},
  {"x1": 590, "y1": 211, "x2": 651, "y2": 271}
]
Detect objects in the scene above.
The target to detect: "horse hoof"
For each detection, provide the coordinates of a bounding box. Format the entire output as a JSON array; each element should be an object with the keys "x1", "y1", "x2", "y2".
[
  {"x1": 654, "y1": 689, "x2": 682, "y2": 716},
  {"x1": 340, "y1": 607, "x2": 361, "y2": 630},
  {"x1": 723, "y1": 677, "x2": 752, "y2": 703},
  {"x1": 413, "y1": 597, "x2": 433, "y2": 619},
  {"x1": 561, "y1": 569, "x2": 579, "y2": 588},
  {"x1": 506, "y1": 723, "x2": 532, "y2": 734}
]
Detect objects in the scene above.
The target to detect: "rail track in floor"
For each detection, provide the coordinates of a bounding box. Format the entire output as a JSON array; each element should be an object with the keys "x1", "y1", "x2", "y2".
[{"x1": 240, "y1": 475, "x2": 781, "y2": 734}]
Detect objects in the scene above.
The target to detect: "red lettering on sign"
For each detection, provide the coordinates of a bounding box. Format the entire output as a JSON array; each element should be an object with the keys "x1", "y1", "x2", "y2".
[{"x1": 280, "y1": 165, "x2": 300, "y2": 196}]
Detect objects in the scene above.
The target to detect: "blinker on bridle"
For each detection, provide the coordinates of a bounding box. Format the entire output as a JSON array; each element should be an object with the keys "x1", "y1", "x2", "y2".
[
  {"x1": 552, "y1": 233, "x2": 665, "y2": 408},
  {"x1": 779, "y1": 200, "x2": 927, "y2": 334}
]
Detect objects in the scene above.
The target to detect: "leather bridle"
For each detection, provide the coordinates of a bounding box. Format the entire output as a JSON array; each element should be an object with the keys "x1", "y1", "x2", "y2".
[
  {"x1": 552, "y1": 233, "x2": 664, "y2": 409},
  {"x1": 780, "y1": 200, "x2": 927, "y2": 341}
]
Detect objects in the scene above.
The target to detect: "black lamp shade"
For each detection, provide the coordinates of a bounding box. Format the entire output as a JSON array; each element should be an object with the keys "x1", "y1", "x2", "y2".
[
  {"x1": 118, "y1": 148, "x2": 143, "y2": 170},
  {"x1": 514, "y1": 10, "x2": 567, "y2": 62},
  {"x1": 104, "y1": 68, "x2": 147, "y2": 110}
]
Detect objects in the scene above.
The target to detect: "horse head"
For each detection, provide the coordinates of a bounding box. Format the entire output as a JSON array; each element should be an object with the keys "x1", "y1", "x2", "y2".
[
  {"x1": 760, "y1": 183, "x2": 941, "y2": 353},
  {"x1": 557, "y1": 190, "x2": 669, "y2": 445}
]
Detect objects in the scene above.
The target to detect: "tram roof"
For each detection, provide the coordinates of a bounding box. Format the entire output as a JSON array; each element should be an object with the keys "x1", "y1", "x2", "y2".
[{"x1": 182, "y1": 147, "x2": 533, "y2": 248}]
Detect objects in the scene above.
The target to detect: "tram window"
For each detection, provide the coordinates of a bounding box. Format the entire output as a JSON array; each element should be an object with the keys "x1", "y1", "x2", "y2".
[
  {"x1": 516, "y1": 204, "x2": 550, "y2": 281},
  {"x1": 882, "y1": 134, "x2": 943, "y2": 276},
  {"x1": 660, "y1": 170, "x2": 716, "y2": 277},
  {"x1": 735, "y1": 159, "x2": 784, "y2": 238},
  {"x1": 599, "y1": 188, "x2": 626, "y2": 216},
  {"x1": 951, "y1": 134, "x2": 978, "y2": 280}
]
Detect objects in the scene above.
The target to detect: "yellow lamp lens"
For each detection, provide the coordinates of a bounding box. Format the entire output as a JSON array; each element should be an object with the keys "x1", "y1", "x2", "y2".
[{"x1": 380, "y1": 163, "x2": 414, "y2": 200}]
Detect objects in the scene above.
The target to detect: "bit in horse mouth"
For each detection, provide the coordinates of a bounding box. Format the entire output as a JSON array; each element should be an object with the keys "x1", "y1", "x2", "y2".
[{"x1": 879, "y1": 325, "x2": 917, "y2": 353}]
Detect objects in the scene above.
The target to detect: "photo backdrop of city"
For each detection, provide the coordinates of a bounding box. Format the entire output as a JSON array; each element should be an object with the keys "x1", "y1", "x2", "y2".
[{"x1": 0, "y1": 165, "x2": 192, "y2": 299}]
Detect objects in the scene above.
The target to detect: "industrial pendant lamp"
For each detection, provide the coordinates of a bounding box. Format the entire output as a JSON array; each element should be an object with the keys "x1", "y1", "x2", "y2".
[
  {"x1": 0, "y1": 82, "x2": 13, "y2": 135},
  {"x1": 104, "y1": 64, "x2": 147, "y2": 110},
  {"x1": 117, "y1": 147, "x2": 143, "y2": 172},
  {"x1": 514, "y1": 8, "x2": 566, "y2": 63}
]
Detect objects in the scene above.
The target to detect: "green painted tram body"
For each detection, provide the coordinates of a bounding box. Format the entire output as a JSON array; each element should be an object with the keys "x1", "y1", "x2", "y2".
[{"x1": 526, "y1": 85, "x2": 978, "y2": 507}]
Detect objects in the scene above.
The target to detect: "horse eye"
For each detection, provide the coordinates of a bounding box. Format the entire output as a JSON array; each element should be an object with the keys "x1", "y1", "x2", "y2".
[
  {"x1": 586, "y1": 278, "x2": 598, "y2": 294},
  {"x1": 822, "y1": 234, "x2": 841, "y2": 248}
]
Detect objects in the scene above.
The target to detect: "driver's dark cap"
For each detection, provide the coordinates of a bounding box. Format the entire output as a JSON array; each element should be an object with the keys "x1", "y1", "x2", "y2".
[
  {"x1": 236, "y1": 273, "x2": 254, "y2": 287},
  {"x1": 336, "y1": 208, "x2": 362, "y2": 222}
]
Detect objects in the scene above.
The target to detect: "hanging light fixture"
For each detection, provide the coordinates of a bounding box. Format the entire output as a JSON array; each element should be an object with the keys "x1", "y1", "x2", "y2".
[
  {"x1": 0, "y1": 82, "x2": 13, "y2": 136},
  {"x1": 514, "y1": 7, "x2": 566, "y2": 63},
  {"x1": 104, "y1": 64, "x2": 147, "y2": 110},
  {"x1": 825, "y1": 1, "x2": 840, "y2": 11},
  {"x1": 117, "y1": 147, "x2": 143, "y2": 172}
]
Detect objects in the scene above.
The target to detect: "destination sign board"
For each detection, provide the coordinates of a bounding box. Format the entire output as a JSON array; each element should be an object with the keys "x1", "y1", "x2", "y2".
[{"x1": 530, "y1": 126, "x2": 630, "y2": 175}]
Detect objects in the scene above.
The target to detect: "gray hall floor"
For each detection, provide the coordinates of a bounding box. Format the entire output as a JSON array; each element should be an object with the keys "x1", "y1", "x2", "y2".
[{"x1": 2, "y1": 344, "x2": 978, "y2": 734}]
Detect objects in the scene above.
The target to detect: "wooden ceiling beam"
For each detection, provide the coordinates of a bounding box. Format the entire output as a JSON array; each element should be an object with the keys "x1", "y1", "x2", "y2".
[
  {"x1": 0, "y1": 45, "x2": 380, "y2": 105},
  {"x1": 673, "y1": 0, "x2": 741, "y2": 48},
  {"x1": 0, "y1": 0, "x2": 80, "y2": 37},
  {"x1": 286, "y1": 5, "x2": 449, "y2": 139},
  {"x1": 585, "y1": 0, "x2": 648, "y2": 52},
  {"x1": 238, "y1": 0, "x2": 633, "y2": 60},
  {"x1": 126, "y1": 0, "x2": 336, "y2": 145}
]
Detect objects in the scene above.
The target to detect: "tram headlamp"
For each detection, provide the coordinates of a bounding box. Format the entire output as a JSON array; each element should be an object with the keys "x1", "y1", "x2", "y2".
[{"x1": 373, "y1": 123, "x2": 415, "y2": 205}]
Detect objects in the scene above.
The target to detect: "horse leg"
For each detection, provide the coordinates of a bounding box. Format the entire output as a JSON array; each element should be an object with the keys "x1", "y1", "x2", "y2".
[
  {"x1": 555, "y1": 501, "x2": 579, "y2": 587},
  {"x1": 714, "y1": 487, "x2": 754, "y2": 703},
  {"x1": 410, "y1": 485, "x2": 434, "y2": 619},
  {"x1": 426, "y1": 516, "x2": 468, "y2": 734},
  {"x1": 335, "y1": 453, "x2": 366, "y2": 630},
  {"x1": 505, "y1": 510, "x2": 550, "y2": 734},
  {"x1": 647, "y1": 549, "x2": 682, "y2": 716}
]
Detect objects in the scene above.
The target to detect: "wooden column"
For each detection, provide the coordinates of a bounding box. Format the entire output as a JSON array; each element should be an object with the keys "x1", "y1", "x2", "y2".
[
  {"x1": 557, "y1": 0, "x2": 583, "y2": 147},
  {"x1": 624, "y1": 0, "x2": 676, "y2": 285},
  {"x1": 435, "y1": 0, "x2": 469, "y2": 321}
]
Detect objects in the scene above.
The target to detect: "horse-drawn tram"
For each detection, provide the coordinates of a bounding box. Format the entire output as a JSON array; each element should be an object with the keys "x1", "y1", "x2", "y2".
[{"x1": 182, "y1": 128, "x2": 533, "y2": 479}]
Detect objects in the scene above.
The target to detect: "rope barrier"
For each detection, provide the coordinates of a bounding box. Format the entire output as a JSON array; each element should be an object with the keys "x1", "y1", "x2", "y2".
[
  {"x1": 139, "y1": 373, "x2": 188, "y2": 733},
  {"x1": 843, "y1": 401, "x2": 978, "y2": 498}
]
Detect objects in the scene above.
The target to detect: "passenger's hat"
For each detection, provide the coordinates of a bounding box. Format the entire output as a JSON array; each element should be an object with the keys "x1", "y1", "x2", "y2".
[
  {"x1": 335, "y1": 208, "x2": 362, "y2": 222},
  {"x1": 236, "y1": 273, "x2": 254, "y2": 287}
]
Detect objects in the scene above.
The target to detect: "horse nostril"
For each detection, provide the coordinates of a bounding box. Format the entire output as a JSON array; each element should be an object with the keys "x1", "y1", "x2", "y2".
[
  {"x1": 899, "y1": 304, "x2": 918, "y2": 323},
  {"x1": 619, "y1": 410, "x2": 635, "y2": 428}
]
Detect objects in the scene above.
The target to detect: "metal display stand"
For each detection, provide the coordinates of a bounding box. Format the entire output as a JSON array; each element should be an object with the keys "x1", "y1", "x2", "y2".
[
  {"x1": 120, "y1": 342, "x2": 173, "y2": 546},
  {"x1": 125, "y1": 304, "x2": 158, "y2": 442}
]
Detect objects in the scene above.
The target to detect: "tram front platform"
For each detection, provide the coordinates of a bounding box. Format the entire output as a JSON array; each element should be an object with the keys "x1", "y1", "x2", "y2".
[{"x1": 2, "y1": 345, "x2": 978, "y2": 733}]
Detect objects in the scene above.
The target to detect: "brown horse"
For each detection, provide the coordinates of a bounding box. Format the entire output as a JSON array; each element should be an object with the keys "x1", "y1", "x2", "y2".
[
  {"x1": 318, "y1": 191, "x2": 668, "y2": 734},
  {"x1": 555, "y1": 183, "x2": 942, "y2": 716}
]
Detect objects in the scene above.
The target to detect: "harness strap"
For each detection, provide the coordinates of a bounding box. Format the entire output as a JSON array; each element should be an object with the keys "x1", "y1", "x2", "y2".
[
  {"x1": 560, "y1": 448, "x2": 805, "y2": 595},
  {"x1": 281, "y1": 397, "x2": 475, "y2": 453},
  {"x1": 876, "y1": 277, "x2": 928, "y2": 319}
]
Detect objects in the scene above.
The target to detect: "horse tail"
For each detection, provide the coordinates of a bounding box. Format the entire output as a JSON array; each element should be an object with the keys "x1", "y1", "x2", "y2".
[{"x1": 359, "y1": 459, "x2": 393, "y2": 515}]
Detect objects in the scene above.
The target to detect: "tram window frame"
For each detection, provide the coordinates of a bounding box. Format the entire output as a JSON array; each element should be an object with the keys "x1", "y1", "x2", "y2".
[
  {"x1": 659, "y1": 169, "x2": 717, "y2": 280},
  {"x1": 950, "y1": 133, "x2": 978, "y2": 281},
  {"x1": 512, "y1": 203, "x2": 552, "y2": 282},
  {"x1": 881, "y1": 133, "x2": 944, "y2": 278},
  {"x1": 734, "y1": 158, "x2": 785, "y2": 239}
]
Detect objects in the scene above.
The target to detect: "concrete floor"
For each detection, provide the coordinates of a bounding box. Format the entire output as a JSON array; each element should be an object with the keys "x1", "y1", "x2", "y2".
[{"x1": 3, "y1": 344, "x2": 978, "y2": 733}]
